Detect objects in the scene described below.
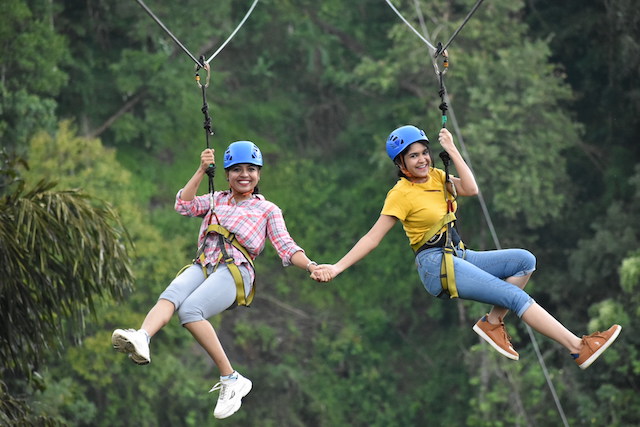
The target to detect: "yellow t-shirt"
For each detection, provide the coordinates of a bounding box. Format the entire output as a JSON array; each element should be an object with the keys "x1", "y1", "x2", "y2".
[{"x1": 380, "y1": 169, "x2": 457, "y2": 246}]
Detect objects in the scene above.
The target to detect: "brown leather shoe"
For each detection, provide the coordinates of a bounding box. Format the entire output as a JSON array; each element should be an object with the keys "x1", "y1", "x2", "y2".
[
  {"x1": 472, "y1": 314, "x2": 519, "y2": 360},
  {"x1": 574, "y1": 324, "x2": 622, "y2": 369}
]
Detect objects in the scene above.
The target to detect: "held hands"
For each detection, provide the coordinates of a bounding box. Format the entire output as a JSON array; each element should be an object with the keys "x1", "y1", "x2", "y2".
[
  {"x1": 200, "y1": 148, "x2": 215, "y2": 173},
  {"x1": 309, "y1": 264, "x2": 340, "y2": 283}
]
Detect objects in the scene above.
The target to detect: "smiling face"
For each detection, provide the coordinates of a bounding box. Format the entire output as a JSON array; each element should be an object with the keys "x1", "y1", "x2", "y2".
[
  {"x1": 225, "y1": 163, "x2": 261, "y2": 199},
  {"x1": 400, "y1": 142, "x2": 431, "y2": 182}
]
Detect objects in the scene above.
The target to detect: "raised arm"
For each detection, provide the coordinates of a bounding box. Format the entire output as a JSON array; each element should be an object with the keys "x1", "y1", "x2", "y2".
[
  {"x1": 438, "y1": 128, "x2": 478, "y2": 197},
  {"x1": 180, "y1": 148, "x2": 215, "y2": 201},
  {"x1": 313, "y1": 214, "x2": 397, "y2": 282}
]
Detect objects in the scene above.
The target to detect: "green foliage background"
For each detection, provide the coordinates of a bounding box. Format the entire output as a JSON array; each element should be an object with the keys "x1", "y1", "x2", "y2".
[{"x1": 1, "y1": 0, "x2": 639, "y2": 425}]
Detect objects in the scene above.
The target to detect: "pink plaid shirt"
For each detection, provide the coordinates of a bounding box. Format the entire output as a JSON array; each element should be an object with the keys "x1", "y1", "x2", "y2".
[{"x1": 175, "y1": 189, "x2": 303, "y2": 282}]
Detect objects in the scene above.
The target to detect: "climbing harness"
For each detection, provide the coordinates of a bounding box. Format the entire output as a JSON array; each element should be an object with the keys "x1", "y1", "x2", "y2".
[
  {"x1": 175, "y1": 218, "x2": 256, "y2": 308},
  {"x1": 199, "y1": 223, "x2": 255, "y2": 307},
  {"x1": 410, "y1": 150, "x2": 462, "y2": 298},
  {"x1": 436, "y1": 151, "x2": 461, "y2": 299},
  {"x1": 135, "y1": 0, "x2": 261, "y2": 307}
]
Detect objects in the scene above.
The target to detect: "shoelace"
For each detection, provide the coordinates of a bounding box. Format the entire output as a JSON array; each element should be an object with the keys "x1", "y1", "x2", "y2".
[
  {"x1": 498, "y1": 322, "x2": 514, "y2": 346},
  {"x1": 209, "y1": 382, "x2": 227, "y2": 400},
  {"x1": 582, "y1": 332, "x2": 604, "y2": 349}
]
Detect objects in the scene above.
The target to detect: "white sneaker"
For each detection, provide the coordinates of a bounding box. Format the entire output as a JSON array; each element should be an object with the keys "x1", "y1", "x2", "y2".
[
  {"x1": 111, "y1": 328, "x2": 151, "y2": 365},
  {"x1": 210, "y1": 372, "x2": 252, "y2": 419}
]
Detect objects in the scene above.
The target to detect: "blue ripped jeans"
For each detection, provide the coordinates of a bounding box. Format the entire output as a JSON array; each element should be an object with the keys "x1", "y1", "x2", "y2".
[{"x1": 415, "y1": 247, "x2": 536, "y2": 317}]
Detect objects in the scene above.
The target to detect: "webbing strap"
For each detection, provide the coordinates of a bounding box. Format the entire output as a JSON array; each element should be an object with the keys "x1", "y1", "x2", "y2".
[
  {"x1": 411, "y1": 211, "x2": 457, "y2": 252},
  {"x1": 177, "y1": 224, "x2": 255, "y2": 307},
  {"x1": 412, "y1": 212, "x2": 460, "y2": 299},
  {"x1": 439, "y1": 231, "x2": 459, "y2": 299},
  {"x1": 198, "y1": 249, "x2": 255, "y2": 307},
  {"x1": 205, "y1": 224, "x2": 254, "y2": 269},
  {"x1": 207, "y1": 224, "x2": 255, "y2": 306}
]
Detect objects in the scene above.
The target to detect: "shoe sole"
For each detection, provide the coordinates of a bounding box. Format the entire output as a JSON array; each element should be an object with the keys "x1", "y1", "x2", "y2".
[
  {"x1": 213, "y1": 379, "x2": 253, "y2": 419},
  {"x1": 473, "y1": 324, "x2": 519, "y2": 361},
  {"x1": 579, "y1": 325, "x2": 622, "y2": 370},
  {"x1": 112, "y1": 332, "x2": 150, "y2": 365}
]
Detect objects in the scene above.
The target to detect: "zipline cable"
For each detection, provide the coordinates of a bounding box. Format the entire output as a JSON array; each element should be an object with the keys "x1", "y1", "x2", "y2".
[
  {"x1": 134, "y1": 0, "x2": 261, "y2": 201},
  {"x1": 206, "y1": 0, "x2": 260, "y2": 64},
  {"x1": 384, "y1": 0, "x2": 437, "y2": 53},
  {"x1": 135, "y1": 0, "x2": 261, "y2": 67},
  {"x1": 437, "y1": 0, "x2": 485, "y2": 56},
  {"x1": 400, "y1": 1, "x2": 569, "y2": 425},
  {"x1": 135, "y1": 0, "x2": 204, "y2": 68}
]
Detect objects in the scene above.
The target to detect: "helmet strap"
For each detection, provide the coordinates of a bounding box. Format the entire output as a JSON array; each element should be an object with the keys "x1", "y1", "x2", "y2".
[{"x1": 396, "y1": 157, "x2": 415, "y2": 178}]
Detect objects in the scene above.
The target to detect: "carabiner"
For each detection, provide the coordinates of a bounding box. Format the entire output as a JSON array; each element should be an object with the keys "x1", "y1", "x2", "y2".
[
  {"x1": 433, "y1": 42, "x2": 449, "y2": 76},
  {"x1": 195, "y1": 58, "x2": 211, "y2": 89}
]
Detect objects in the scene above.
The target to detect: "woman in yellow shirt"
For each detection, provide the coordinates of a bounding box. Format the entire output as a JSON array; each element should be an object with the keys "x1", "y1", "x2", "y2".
[{"x1": 313, "y1": 125, "x2": 621, "y2": 369}]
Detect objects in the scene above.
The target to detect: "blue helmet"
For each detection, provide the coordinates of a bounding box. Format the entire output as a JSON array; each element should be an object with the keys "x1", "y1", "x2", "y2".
[
  {"x1": 386, "y1": 125, "x2": 429, "y2": 162},
  {"x1": 223, "y1": 141, "x2": 263, "y2": 169}
]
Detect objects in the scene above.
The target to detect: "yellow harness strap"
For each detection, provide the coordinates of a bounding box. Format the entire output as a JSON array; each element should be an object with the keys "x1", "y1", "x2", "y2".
[
  {"x1": 177, "y1": 224, "x2": 255, "y2": 307},
  {"x1": 439, "y1": 227, "x2": 459, "y2": 299},
  {"x1": 411, "y1": 186, "x2": 460, "y2": 299},
  {"x1": 411, "y1": 212, "x2": 457, "y2": 252}
]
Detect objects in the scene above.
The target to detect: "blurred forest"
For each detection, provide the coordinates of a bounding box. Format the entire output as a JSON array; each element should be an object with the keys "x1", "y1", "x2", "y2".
[{"x1": 1, "y1": 0, "x2": 639, "y2": 425}]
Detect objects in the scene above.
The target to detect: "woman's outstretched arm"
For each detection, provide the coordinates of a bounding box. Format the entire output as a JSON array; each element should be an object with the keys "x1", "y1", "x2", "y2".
[{"x1": 312, "y1": 214, "x2": 397, "y2": 282}]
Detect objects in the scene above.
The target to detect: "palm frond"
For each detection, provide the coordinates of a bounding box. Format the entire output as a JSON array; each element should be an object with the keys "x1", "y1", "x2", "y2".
[{"x1": 1, "y1": 177, "x2": 134, "y2": 376}]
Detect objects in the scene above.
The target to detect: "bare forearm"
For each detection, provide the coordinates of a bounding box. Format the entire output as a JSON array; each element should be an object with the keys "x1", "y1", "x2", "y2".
[
  {"x1": 181, "y1": 148, "x2": 215, "y2": 201},
  {"x1": 290, "y1": 250, "x2": 318, "y2": 274},
  {"x1": 448, "y1": 150, "x2": 478, "y2": 195},
  {"x1": 311, "y1": 215, "x2": 396, "y2": 282},
  {"x1": 438, "y1": 128, "x2": 478, "y2": 196},
  {"x1": 334, "y1": 233, "x2": 379, "y2": 274},
  {"x1": 334, "y1": 215, "x2": 396, "y2": 274},
  {"x1": 180, "y1": 168, "x2": 206, "y2": 201}
]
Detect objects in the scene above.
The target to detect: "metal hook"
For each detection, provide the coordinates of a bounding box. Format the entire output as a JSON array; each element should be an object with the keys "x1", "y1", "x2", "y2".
[
  {"x1": 433, "y1": 42, "x2": 449, "y2": 76},
  {"x1": 195, "y1": 58, "x2": 211, "y2": 89}
]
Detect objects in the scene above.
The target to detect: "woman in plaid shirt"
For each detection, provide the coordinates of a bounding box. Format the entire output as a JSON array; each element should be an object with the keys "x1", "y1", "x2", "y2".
[{"x1": 112, "y1": 141, "x2": 320, "y2": 419}]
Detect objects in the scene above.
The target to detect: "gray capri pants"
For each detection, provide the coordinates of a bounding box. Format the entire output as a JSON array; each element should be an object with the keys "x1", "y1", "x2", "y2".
[{"x1": 158, "y1": 263, "x2": 252, "y2": 324}]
